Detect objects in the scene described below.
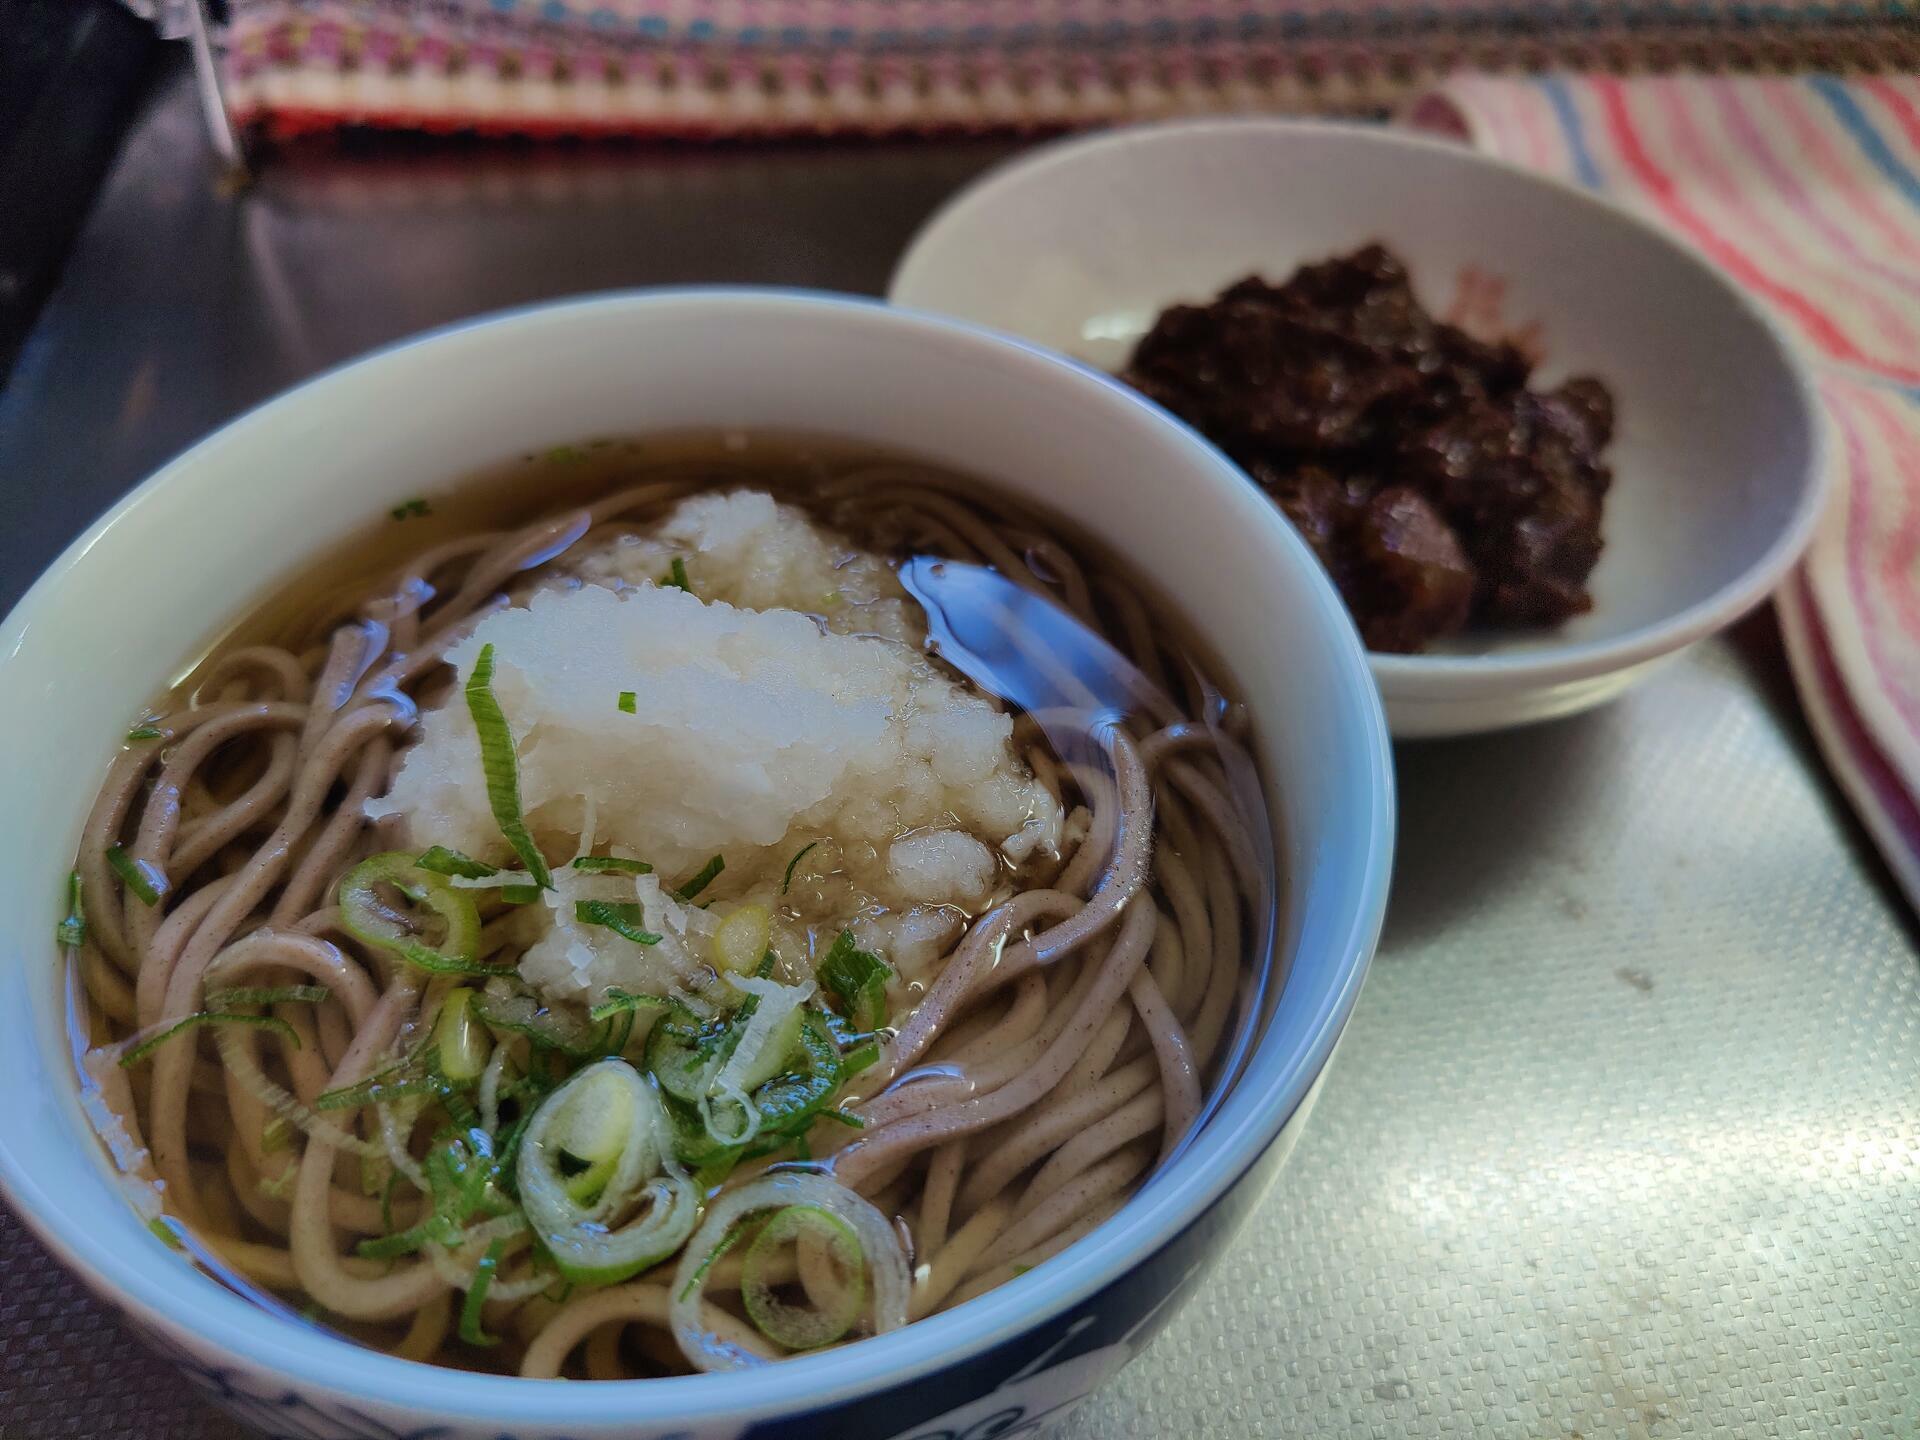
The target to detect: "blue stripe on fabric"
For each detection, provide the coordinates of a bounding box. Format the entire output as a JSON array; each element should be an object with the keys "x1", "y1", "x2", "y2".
[
  {"x1": 1538, "y1": 74, "x2": 1604, "y2": 191},
  {"x1": 1809, "y1": 76, "x2": 1920, "y2": 216}
]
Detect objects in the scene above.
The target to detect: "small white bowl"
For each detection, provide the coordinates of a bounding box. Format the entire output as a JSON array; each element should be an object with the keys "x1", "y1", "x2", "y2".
[{"x1": 890, "y1": 119, "x2": 1831, "y2": 738}]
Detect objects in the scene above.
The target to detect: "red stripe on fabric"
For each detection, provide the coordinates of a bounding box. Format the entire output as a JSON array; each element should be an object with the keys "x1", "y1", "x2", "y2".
[
  {"x1": 1793, "y1": 571, "x2": 1920, "y2": 859},
  {"x1": 1716, "y1": 85, "x2": 1920, "y2": 300},
  {"x1": 1773, "y1": 79, "x2": 1920, "y2": 264},
  {"x1": 1830, "y1": 380, "x2": 1920, "y2": 743},
  {"x1": 1655, "y1": 81, "x2": 1920, "y2": 361},
  {"x1": 1593, "y1": 76, "x2": 1920, "y2": 384},
  {"x1": 1856, "y1": 387, "x2": 1920, "y2": 652},
  {"x1": 1861, "y1": 77, "x2": 1920, "y2": 159}
]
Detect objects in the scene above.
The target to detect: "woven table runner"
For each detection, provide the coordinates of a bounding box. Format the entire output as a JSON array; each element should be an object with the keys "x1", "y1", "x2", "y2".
[{"x1": 217, "y1": 1, "x2": 1918, "y2": 139}]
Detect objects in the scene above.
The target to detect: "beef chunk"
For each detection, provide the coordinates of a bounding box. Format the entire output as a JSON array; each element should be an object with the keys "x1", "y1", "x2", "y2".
[
  {"x1": 1352, "y1": 487, "x2": 1476, "y2": 653},
  {"x1": 1123, "y1": 245, "x2": 1615, "y2": 651}
]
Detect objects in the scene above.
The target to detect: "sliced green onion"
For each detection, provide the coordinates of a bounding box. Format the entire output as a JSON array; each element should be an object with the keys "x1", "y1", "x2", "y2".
[
  {"x1": 205, "y1": 984, "x2": 330, "y2": 1009},
  {"x1": 675, "y1": 854, "x2": 725, "y2": 902},
  {"x1": 355, "y1": 1223, "x2": 429, "y2": 1262},
  {"x1": 587, "y1": 988, "x2": 669, "y2": 1023},
  {"x1": 718, "y1": 984, "x2": 809, "y2": 1093},
  {"x1": 748, "y1": 1011, "x2": 841, "y2": 1136},
  {"x1": 670, "y1": 1173, "x2": 909, "y2": 1367},
  {"x1": 1011, "y1": 1263, "x2": 1033, "y2": 1276},
  {"x1": 459, "y1": 1239, "x2": 508, "y2": 1347},
  {"x1": 574, "y1": 900, "x2": 662, "y2": 946},
  {"x1": 816, "y1": 931, "x2": 891, "y2": 1031},
  {"x1": 472, "y1": 989, "x2": 619, "y2": 1060},
  {"x1": 645, "y1": 1017, "x2": 723, "y2": 1107},
  {"x1": 126, "y1": 725, "x2": 165, "y2": 742},
  {"x1": 338, "y1": 852, "x2": 490, "y2": 975},
  {"x1": 359, "y1": 1127, "x2": 516, "y2": 1261},
  {"x1": 708, "y1": 905, "x2": 771, "y2": 975},
  {"x1": 617, "y1": 691, "x2": 637, "y2": 714},
  {"x1": 664, "y1": 556, "x2": 692, "y2": 592},
  {"x1": 106, "y1": 845, "x2": 163, "y2": 907},
  {"x1": 742, "y1": 1205, "x2": 868, "y2": 1351},
  {"x1": 314, "y1": 1030, "x2": 437, "y2": 1111},
  {"x1": 55, "y1": 871, "x2": 85, "y2": 950},
  {"x1": 781, "y1": 842, "x2": 819, "y2": 895},
  {"x1": 518, "y1": 1059, "x2": 699, "y2": 1286},
  {"x1": 678, "y1": 1226, "x2": 744, "y2": 1302},
  {"x1": 435, "y1": 989, "x2": 491, "y2": 1081},
  {"x1": 431, "y1": 857, "x2": 536, "y2": 906},
  {"x1": 262, "y1": 1116, "x2": 293, "y2": 1155},
  {"x1": 148, "y1": 1216, "x2": 185, "y2": 1249},
  {"x1": 463, "y1": 643, "x2": 553, "y2": 891},
  {"x1": 319, "y1": 1073, "x2": 447, "y2": 1112},
  {"x1": 838, "y1": 1040, "x2": 881, "y2": 1079},
  {"x1": 120, "y1": 1012, "x2": 298, "y2": 1068},
  {"x1": 822, "y1": 1107, "x2": 865, "y2": 1129},
  {"x1": 571, "y1": 855, "x2": 653, "y2": 875},
  {"x1": 416, "y1": 847, "x2": 498, "y2": 879},
  {"x1": 390, "y1": 498, "x2": 431, "y2": 520},
  {"x1": 442, "y1": 1083, "x2": 481, "y2": 1131}
]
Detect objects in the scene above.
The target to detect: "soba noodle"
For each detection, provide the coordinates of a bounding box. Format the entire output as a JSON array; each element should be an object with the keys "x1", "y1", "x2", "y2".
[{"x1": 63, "y1": 438, "x2": 1270, "y2": 1379}]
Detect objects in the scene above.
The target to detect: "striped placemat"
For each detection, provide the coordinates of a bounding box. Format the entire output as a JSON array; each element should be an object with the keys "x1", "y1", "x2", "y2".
[
  {"x1": 1414, "y1": 72, "x2": 1920, "y2": 913},
  {"x1": 216, "y1": 1, "x2": 1919, "y2": 139}
]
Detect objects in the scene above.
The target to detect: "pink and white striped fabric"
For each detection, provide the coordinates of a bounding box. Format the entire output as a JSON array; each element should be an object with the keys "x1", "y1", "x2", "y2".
[
  {"x1": 1417, "y1": 74, "x2": 1920, "y2": 912},
  {"x1": 215, "y1": 3, "x2": 1914, "y2": 139}
]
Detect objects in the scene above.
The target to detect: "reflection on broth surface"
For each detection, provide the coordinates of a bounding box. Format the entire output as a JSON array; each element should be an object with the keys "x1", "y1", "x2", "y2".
[{"x1": 62, "y1": 434, "x2": 1275, "y2": 1378}]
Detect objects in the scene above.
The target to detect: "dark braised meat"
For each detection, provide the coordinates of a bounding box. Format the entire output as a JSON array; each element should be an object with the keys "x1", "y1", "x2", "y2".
[
  {"x1": 1352, "y1": 486, "x2": 1475, "y2": 653},
  {"x1": 1124, "y1": 244, "x2": 1614, "y2": 653}
]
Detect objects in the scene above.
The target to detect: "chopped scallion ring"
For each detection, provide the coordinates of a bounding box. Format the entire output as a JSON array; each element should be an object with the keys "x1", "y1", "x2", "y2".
[
  {"x1": 435, "y1": 989, "x2": 492, "y2": 1081},
  {"x1": 338, "y1": 852, "x2": 490, "y2": 976},
  {"x1": 742, "y1": 1204, "x2": 868, "y2": 1351},
  {"x1": 518, "y1": 1059, "x2": 700, "y2": 1285},
  {"x1": 669, "y1": 1173, "x2": 909, "y2": 1368},
  {"x1": 105, "y1": 844, "x2": 163, "y2": 907},
  {"x1": 617, "y1": 691, "x2": 637, "y2": 714}
]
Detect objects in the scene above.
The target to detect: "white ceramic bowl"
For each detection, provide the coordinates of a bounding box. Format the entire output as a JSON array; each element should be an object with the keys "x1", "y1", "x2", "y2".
[
  {"x1": 890, "y1": 119, "x2": 1831, "y2": 738},
  {"x1": 0, "y1": 292, "x2": 1392, "y2": 1439}
]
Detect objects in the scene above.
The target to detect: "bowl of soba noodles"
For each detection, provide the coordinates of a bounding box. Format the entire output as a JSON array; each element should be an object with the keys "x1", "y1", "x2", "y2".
[{"x1": 0, "y1": 291, "x2": 1391, "y2": 1439}]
